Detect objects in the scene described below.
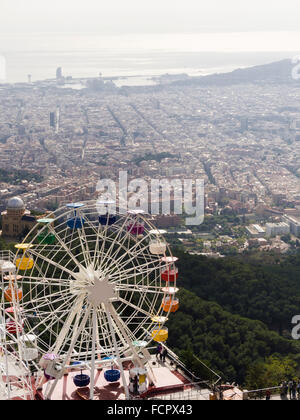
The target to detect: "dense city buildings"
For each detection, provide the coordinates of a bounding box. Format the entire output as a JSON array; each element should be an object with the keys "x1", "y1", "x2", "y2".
[{"x1": 0, "y1": 61, "x2": 300, "y2": 252}]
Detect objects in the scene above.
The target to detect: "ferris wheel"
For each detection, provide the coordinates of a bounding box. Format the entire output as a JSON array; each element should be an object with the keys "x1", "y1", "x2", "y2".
[{"x1": 10, "y1": 201, "x2": 180, "y2": 400}]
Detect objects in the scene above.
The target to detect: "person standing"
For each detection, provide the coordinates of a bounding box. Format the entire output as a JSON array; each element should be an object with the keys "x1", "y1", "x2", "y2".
[
  {"x1": 297, "y1": 380, "x2": 300, "y2": 399},
  {"x1": 162, "y1": 348, "x2": 168, "y2": 363},
  {"x1": 133, "y1": 374, "x2": 139, "y2": 395},
  {"x1": 282, "y1": 381, "x2": 288, "y2": 400},
  {"x1": 156, "y1": 344, "x2": 162, "y2": 359},
  {"x1": 288, "y1": 380, "x2": 293, "y2": 400},
  {"x1": 292, "y1": 381, "x2": 297, "y2": 400}
]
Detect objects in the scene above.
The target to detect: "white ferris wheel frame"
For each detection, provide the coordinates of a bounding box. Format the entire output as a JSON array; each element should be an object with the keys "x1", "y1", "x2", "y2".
[{"x1": 11, "y1": 201, "x2": 178, "y2": 400}]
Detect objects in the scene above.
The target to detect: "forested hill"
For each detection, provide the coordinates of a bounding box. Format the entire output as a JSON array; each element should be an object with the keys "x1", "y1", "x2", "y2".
[
  {"x1": 167, "y1": 289, "x2": 300, "y2": 386},
  {"x1": 166, "y1": 250, "x2": 300, "y2": 386},
  {"x1": 175, "y1": 250, "x2": 300, "y2": 335}
]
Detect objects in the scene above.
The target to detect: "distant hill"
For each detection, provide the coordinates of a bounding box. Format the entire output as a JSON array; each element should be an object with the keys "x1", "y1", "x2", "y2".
[{"x1": 173, "y1": 59, "x2": 300, "y2": 86}]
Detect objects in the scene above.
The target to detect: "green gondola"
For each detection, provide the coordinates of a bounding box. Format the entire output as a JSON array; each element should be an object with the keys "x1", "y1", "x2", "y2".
[{"x1": 37, "y1": 218, "x2": 56, "y2": 245}]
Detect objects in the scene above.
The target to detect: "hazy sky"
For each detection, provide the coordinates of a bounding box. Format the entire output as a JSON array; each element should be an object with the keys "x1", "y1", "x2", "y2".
[
  {"x1": 0, "y1": 0, "x2": 300, "y2": 53},
  {"x1": 1, "y1": 0, "x2": 300, "y2": 35}
]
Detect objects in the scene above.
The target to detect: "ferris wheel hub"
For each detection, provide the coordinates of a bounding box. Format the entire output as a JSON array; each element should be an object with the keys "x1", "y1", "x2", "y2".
[
  {"x1": 70, "y1": 266, "x2": 117, "y2": 305},
  {"x1": 86, "y1": 275, "x2": 116, "y2": 307}
]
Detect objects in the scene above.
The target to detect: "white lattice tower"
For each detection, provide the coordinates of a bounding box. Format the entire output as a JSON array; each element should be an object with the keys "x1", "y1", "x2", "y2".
[{"x1": 0, "y1": 254, "x2": 34, "y2": 400}]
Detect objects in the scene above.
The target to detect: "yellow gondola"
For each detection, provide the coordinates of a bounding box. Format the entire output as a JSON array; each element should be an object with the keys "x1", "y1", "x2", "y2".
[
  {"x1": 15, "y1": 244, "x2": 34, "y2": 271},
  {"x1": 151, "y1": 316, "x2": 168, "y2": 342},
  {"x1": 151, "y1": 327, "x2": 168, "y2": 342}
]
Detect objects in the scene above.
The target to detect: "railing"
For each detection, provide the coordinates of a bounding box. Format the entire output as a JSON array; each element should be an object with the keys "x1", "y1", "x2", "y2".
[
  {"x1": 145, "y1": 338, "x2": 204, "y2": 386},
  {"x1": 0, "y1": 250, "x2": 15, "y2": 264},
  {"x1": 145, "y1": 335, "x2": 220, "y2": 389},
  {"x1": 164, "y1": 348, "x2": 209, "y2": 385},
  {"x1": 148, "y1": 383, "x2": 212, "y2": 400},
  {"x1": 158, "y1": 343, "x2": 221, "y2": 388},
  {"x1": 192, "y1": 354, "x2": 222, "y2": 386},
  {"x1": 244, "y1": 386, "x2": 282, "y2": 400}
]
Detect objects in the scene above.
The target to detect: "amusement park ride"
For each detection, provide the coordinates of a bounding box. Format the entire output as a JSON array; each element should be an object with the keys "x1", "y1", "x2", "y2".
[{"x1": 0, "y1": 201, "x2": 215, "y2": 401}]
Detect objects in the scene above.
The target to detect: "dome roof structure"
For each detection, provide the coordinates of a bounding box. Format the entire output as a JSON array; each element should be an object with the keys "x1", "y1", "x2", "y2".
[{"x1": 7, "y1": 197, "x2": 25, "y2": 210}]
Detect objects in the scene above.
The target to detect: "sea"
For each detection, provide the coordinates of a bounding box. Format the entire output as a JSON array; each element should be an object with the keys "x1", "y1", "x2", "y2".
[{"x1": 0, "y1": 33, "x2": 298, "y2": 86}]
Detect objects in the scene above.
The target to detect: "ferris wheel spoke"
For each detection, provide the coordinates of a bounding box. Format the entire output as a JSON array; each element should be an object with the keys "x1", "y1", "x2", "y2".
[
  {"x1": 97, "y1": 309, "x2": 111, "y2": 353},
  {"x1": 21, "y1": 276, "x2": 71, "y2": 287},
  {"x1": 102, "y1": 234, "x2": 157, "y2": 280},
  {"x1": 97, "y1": 308, "x2": 115, "y2": 356},
  {"x1": 91, "y1": 223, "x2": 103, "y2": 269},
  {"x1": 117, "y1": 297, "x2": 155, "y2": 321},
  {"x1": 109, "y1": 258, "x2": 162, "y2": 283},
  {"x1": 109, "y1": 303, "x2": 148, "y2": 370},
  {"x1": 116, "y1": 284, "x2": 164, "y2": 294},
  {"x1": 89, "y1": 308, "x2": 97, "y2": 400},
  {"x1": 99, "y1": 229, "x2": 147, "y2": 274},
  {"x1": 92, "y1": 214, "x2": 146, "y2": 275},
  {"x1": 24, "y1": 289, "x2": 75, "y2": 314},
  {"x1": 29, "y1": 256, "x2": 56, "y2": 284},
  {"x1": 107, "y1": 228, "x2": 153, "y2": 270},
  {"x1": 24, "y1": 302, "x2": 75, "y2": 346},
  {"x1": 91, "y1": 225, "x2": 113, "y2": 271},
  {"x1": 52, "y1": 296, "x2": 85, "y2": 354},
  {"x1": 76, "y1": 215, "x2": 94, "y2": 268},
  {"x1": 94, "y1": 309, "x2": 105, "y2": 359},
  {"x1": 111, "y1": 261, "x2": 162, "y2": 284},
  {"x1": 98, "y1": 215, "x2": 133, "y2": 273},
  {"x1": 22, "y1": 293, "x2": 75, "y2": 323},
  {"x1": 103, "y1": 303, "x2": 129, "y2": 399},
  {"x1": 46, "y1": 303, "x2": 92, "y2": 400},
  {"x1": 28, "y1": 248, "x2": 76, "y2": 279},
  {"x1": 22, "y1": 287, "x2": 73, "y2": 305},
  {"x1": 101, "y1": 304, "x2": 128, "y2": 351},
  {"x1": 48, "y1": 225, "x2": 84, "y2": 270},
  {"x1": 98, "y1": 218, "x2": 129, "y2": 271},
  {"x1": 119, "y1": 288, "x2": 161, "y2": 321}
]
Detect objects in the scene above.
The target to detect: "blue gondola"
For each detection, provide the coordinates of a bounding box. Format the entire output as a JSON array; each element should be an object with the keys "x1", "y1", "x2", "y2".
[
  {"x1": 104, "y1": 369, "x2": 121, "y2": 383},
  {"x1": 99, "y1": 214, "x2": 116, "y2": 226},
  {"x1": 66, "y1": 203, "x2": 85, "y2": 229},
  {"x1": 73, "y1": 374, "x2": 91, "y2": 388},
  {"x1": 67, "y1": 217, "x2": 85, "y2": 229},
  {"x1": 66, "y1": 203, "x2": 85, "y2": 210}
]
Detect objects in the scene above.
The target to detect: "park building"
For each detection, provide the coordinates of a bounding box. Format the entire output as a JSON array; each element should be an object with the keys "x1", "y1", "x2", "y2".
[
  {"x1": 245, "y1": 224, "x2": 266, "y2": 238},
  {"x1": 1, "y1": 196, "x2": 37, "y2": 240},
  {"x1": 282, "y1": 215, "x2": 300, "y2": 237},
  {"x1": 265, "y1": 222, "x2": 290, "y2": 238}
]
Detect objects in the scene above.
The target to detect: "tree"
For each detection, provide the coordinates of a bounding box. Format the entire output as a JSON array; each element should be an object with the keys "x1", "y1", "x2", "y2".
[
  {"x1": 245, "y1": 356, "x2": 297, "y2": 390},
  {"x1": 281, "y1": 234, "x2": 291, "y2": 244}
]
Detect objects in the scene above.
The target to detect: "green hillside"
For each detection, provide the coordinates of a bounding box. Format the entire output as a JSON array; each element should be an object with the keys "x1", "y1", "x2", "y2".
[{"x1": 167, "y1": 288, "x2": 300, "y2": 386}]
